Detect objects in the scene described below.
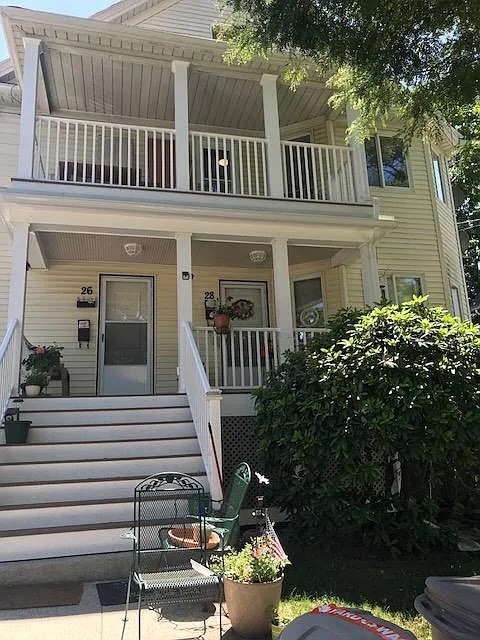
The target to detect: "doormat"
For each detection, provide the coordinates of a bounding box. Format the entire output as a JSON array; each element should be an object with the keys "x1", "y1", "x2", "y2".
[
  {"x1": 96, "y1": 580, "x2": 139, "y2": 607},
  {"x1": 0, "y1": 582, "x2": 83, "y2": 610}
]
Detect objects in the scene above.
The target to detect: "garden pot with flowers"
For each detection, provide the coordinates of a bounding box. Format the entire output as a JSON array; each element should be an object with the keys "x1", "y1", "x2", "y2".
[
  {"x1": 213, "y1": 297, "x2": 237, "y2": 334},
  {"x1": 22, "y1": 344, "x2": 63, "y2": 396},
  {"x1": 211, "y1": 535, "x2": 288, "y2": 637}
]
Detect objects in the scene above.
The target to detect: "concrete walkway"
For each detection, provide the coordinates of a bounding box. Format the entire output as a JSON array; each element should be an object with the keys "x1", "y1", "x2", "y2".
[{"x1": 0, "y1": 583, "x2": 247, "y2": 640}]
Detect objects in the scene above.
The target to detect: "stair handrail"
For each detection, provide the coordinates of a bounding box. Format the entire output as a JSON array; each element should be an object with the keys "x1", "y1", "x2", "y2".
[
  {"x1": 181, "y1": 321, "x2": 223, "y2": 502},
  {"x1": 0, "y1": 320, "x2": 20, "y2": 422}
]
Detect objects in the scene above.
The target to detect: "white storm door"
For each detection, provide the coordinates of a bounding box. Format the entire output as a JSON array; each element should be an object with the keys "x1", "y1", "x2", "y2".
[{"x1": 98, "y1": 276, "x2": 153, "y2": 396}]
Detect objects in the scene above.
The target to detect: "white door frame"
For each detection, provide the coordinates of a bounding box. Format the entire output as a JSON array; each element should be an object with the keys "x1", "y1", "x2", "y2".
[{"x1": 97, "y1": 274, "x2": 154, "y2": 395}]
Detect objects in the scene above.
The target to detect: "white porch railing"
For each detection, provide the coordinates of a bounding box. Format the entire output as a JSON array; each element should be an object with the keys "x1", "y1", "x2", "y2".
[
  {"x1": 0, "y1": 321, "x2": 20, "y2": 421},
  {"x1": 28, "y1": 116, "x2": 363, "y2": 205},
  {"x1": 193, "y1": 327, "x2": 280, "y2": 389},
  {"x1": 281, "y1": 140, "x2": 357, "y2": 203},
  {"x1": 33, "y1": 116, "x2": 176, "y2": 189},
  {"x1": 181, "y1": 322, "x2": 223, "y2": 502},
  {"x1": 189, "y1": 131, "x2": 268, "y2": 197},
  {"x1": 293, "y1": 327, "x2": 329, "y2": 349}
]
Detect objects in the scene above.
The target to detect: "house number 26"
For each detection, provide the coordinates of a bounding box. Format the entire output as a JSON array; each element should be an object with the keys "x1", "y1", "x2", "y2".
[{"x1": 81, "y1": 287, "x2": 93, "y2": 295}]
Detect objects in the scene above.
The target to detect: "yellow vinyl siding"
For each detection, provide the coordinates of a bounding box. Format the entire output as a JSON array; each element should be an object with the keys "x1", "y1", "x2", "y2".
[
  {"x1": 371, "y1": 133, "x2": 446, "y2": 307},
  {"x1": 24, "y1": 262, "x2": 178, "y2": 396},
  {"x1": 0, "y1": 112, "x2": 20, "y2": 336}
]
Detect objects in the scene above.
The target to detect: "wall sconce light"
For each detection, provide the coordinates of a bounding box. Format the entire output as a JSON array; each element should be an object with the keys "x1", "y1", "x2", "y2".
[{"x1": 124, "y1": 242, "x2": 142, "y2": 257}]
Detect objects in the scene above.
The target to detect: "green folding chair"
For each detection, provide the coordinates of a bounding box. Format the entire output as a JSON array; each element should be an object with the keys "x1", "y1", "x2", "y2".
[{"x1": 206, "y1": 462, "x2": 251, "y2": 548}]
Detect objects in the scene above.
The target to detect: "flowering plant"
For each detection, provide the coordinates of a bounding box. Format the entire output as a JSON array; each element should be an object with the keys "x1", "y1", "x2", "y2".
[
  {"x1": 22, "y1": 344, "x2": 63, "y2": 374},
  {"x1": 211, "y1": 535, "x2": 287, "y2": 583},
  {"x1": 214, "y1": 296, "x2": 239, "y2": 319}
]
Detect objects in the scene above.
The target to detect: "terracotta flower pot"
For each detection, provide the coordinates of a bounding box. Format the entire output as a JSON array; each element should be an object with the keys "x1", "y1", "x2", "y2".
[
  {"x1": 223, "y1": 575, "x2": 283, "y2": 637},
  {"x1": 214, "y1": 313, "x2": 231, "y2": 334}
]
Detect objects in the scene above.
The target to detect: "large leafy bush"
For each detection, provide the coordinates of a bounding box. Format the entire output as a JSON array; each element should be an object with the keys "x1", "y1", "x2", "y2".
[{"x1": 255, "y1": 299, "x2": 480, "y2": 555}]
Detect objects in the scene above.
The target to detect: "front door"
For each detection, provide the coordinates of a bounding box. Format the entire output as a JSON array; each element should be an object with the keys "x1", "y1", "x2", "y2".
[
  {"x1": 220, "y1": 281, "x2": 269, "y2": 386},
  {"x1": 98, "y1": 275, "x2": 154, "y2": 395}
]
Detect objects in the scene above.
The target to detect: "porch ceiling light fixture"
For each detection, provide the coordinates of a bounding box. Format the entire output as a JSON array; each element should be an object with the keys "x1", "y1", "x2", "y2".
[
  {"x1": 124, "y1": 242, "x2": 142, "y2": 257},
  {"x1": 249, "y1": 249, "x2": 267, "y2": 263}
]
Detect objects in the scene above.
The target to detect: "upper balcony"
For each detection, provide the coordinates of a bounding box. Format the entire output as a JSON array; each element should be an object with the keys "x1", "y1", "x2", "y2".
[
  {"x1": 31, "y1": 115, "x2": 360, "y2": 205},
  {"x1": 3, "y1": 5, "x2": 374, "y2": 218}
]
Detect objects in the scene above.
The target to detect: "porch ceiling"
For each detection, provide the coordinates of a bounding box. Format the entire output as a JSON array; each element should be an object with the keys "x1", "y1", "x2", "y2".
[
  {"x1": 36, "y1": 232, "x2": 337, "y2": 267},
  {"x1": 4, "y1": 8, "x2": 331, "y2": 128}
]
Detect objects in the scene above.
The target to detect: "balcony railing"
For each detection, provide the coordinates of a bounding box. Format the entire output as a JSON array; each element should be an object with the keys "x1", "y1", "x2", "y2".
[{"x1": 31, "y1": 115, "x2": 360, "y2": 205}]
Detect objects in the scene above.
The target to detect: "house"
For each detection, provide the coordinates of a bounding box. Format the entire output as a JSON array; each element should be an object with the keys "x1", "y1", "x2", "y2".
[{"x1": 0, "y1": 0, "x2": 469, "y2": 582}]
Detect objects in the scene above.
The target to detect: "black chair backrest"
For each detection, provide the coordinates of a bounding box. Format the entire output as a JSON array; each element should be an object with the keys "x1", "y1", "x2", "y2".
[{"x1": 133, "y1": 473, "x2": 209, "y2": 574}]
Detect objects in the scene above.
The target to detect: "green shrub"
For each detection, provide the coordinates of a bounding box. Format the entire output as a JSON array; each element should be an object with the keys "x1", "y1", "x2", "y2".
[{"x1": 255, "y1": 298, "x2": 480, "y2": 555}]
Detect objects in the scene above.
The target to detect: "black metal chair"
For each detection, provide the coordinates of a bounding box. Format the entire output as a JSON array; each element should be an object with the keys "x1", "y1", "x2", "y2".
[{"x1": 120, "y1": 472, "x2": 223, "y2": 640}]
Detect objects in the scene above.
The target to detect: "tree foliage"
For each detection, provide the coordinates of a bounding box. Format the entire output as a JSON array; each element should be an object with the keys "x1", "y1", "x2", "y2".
[
  {"x1": 254, "y1": 300, "x2": 480, "y2": 555},
  {"x1": 220, "y1": 0, "x2": 480, "y2": 140}
]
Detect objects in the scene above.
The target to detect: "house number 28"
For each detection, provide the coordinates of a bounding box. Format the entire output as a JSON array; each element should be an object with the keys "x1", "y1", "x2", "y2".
[{"x1": 81, "y1": 286, "x2": 94, "y2": 295}]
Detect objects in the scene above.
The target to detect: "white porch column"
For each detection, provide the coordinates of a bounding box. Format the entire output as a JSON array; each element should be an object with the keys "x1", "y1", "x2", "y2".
[
  {"x1": 260, "y1": 74, "x2": 284, "y2": 198},
  {"x1": 360, "y1": 241, "x2": 381, "y2": 307},
  {"x1": 7, "y1": 223, "x2": 30, "y2": 390},
  {"x1": 17, "y1": 38, "x2": 41, "y2": 179},
  {"x1": 272, "y1": 238, "x2": 294, "y2": 356},
  {"x1": 346, "y1": 106, "x2": 371, "y2": 202},
  {"x1": 176, "y1": 232, "x2": 193, "y2": 391},
  {"x1": 172, "y1": 60, "x2": 190, "y2": 191}
]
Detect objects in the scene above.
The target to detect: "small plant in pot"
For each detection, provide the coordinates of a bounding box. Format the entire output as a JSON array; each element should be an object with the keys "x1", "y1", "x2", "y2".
[
  {"x1": 213, "y1": 297, "x2": 238, "y2": 335},
  {"x1": 211, "y1": 535, "x2": 289, "y2": 637},
  {"x1": 24, "y1": 371, "x2": 49, "y2": 397}
]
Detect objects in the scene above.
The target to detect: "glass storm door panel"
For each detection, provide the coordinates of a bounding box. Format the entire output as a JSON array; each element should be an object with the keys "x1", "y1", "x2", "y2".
[
  {"x1": 98, "y1": 276, "x2": 153, "y2": 395},
  {"x1": 293, "y1": 276, "x2": 325, "y2": 327}
]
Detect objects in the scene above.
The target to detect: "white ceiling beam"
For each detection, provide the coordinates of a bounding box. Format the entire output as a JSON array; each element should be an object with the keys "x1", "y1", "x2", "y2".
[
  {"x1": 28, "y1": 230, "x2": 48, "y2": 269},
  {"x1": 331, "y1": 247, "x2": 361, "y2": 267}
]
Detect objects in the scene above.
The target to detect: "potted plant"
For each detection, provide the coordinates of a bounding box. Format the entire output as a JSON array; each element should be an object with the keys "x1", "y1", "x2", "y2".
[
  {"x1": 22, "y1": 344, "x2": 63, "y2": 395},
  {"x1": 3, "y1": 409, "x2": 32, "y2": 444},
  {"x1": 211, "y1": 535, "x2": 288, "y2": 637},
  {"x1": 213, "y1": 297, "x2": 237, "y2": 334},
  {"x1": 24, "y1": 371, "x2": 48, "y2": 397}
]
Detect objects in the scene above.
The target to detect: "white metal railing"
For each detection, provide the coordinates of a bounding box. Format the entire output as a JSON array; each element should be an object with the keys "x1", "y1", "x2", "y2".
[
  {"x1": 0, "y1": 321, "x2": 20, "y2": 422},
  {"x1": 193, "y1": 326, "x2": 280, "y2": 389},
  {"x1": 182, "y1": 322, "x2": 223, "y2": 502},
  {"x1": 33, "y1": 116, "x2": 176, "y2": 189},
  {"x1": 281, "y1": 141, "x2": 356, "y2": 203},
  {"x1": 190, "y1": 131, "x2": 268, "y2": 197},
  {"x1": 293, "y1": 327, "x2": 329, "y2": 349}
]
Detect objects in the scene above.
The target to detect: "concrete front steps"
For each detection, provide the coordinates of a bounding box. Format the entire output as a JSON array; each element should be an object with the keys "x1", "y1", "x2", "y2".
[{"x1": 0, "y1": 394, "x2": 207, "y2": 584}]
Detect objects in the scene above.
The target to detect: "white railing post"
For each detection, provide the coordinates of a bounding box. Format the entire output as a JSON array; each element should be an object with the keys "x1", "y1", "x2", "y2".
[
  {"x1": 182, "y1": 322, "x2": 223, "y2": 502},
  {"x1": 206, "y1": 389, "x2": 223, "y2": 502},
  {"x1": 176, "y1": 232, "x2": 193, "y2": 391},
  {"x1": 0, "y1": 321, "x2": 20, "y2": 421},
  {"x1": 172, "y1": 60, "x2": 190, "y2": 191},
  {"x1": 17, "y1": 38, "x2": 41, "y2": 179},
  {"x1": 260, "y1": 74, "x2": 283, "y2": 198},
  {"x1": 346, "y1": 106, "x2": 371, "y2": 202},
  {"x1": 272, "y1": 239, "x2": 295, "y2": 356},
  {"x1": 7, "y1": 223, "x2": 30, "y2": 393},
  {"x1": 360, "y1": 241, "x2": 381, "y2": 306}
]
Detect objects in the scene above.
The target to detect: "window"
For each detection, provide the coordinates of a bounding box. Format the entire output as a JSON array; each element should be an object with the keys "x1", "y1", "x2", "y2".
[
  {"x1": 432, "y1": 154, "x2": 446, "y2": 202},
  {"x1": 365, "y1": 136, "x2": 409, "y2": 187},
  {"x1": 385, "y1": 275, "x2": 423, "y2": 303},
  {"x1": 293, "y1": 276, "x2": 325, "y2": 327}
]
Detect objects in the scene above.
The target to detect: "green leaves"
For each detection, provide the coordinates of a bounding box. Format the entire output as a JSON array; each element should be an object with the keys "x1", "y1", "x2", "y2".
[{"x1": 254, "y1": 299, "x2": 480, "y2": 555}]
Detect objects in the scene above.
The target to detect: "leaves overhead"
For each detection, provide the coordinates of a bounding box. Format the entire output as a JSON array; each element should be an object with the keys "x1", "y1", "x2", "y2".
[{"x1": 219, "y1": 0, "x2": 480, "y2": 139}]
